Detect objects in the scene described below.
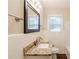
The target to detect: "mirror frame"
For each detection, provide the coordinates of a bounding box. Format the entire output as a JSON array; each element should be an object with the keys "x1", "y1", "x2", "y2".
[{"x1": 24, "y1": 0, "x2": 40, "y2": 33}]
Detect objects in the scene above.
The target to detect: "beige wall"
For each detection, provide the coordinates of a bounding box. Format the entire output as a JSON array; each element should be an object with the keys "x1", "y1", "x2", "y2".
[
  {"x1": 43, "y1": 8, "x2": 70, "y2": 53},
  {"x1": 8, "y1": 0, "x2": 24, "y2": 34},
  {"x1": 8, "y1": 0, "x2": 24, "y2": 18},
  {"x1": 8, "y1": 16, "x2": 24, "y2": 34}
]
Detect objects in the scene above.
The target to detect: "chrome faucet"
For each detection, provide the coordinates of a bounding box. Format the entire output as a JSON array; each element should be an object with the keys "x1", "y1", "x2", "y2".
[{"x1": 36, "y1": 36, "x2": 43, "y2": 44}]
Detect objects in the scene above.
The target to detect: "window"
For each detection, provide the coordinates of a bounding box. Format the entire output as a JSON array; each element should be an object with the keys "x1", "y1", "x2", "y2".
[{"x1": 48, "y1": 16, "x2": 62, "y2": 32}]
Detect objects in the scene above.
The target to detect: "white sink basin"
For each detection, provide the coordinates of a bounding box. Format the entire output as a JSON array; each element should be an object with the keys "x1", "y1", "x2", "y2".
[{"x1": 37, "y1": 43, "x2": 49, "y2": 48}]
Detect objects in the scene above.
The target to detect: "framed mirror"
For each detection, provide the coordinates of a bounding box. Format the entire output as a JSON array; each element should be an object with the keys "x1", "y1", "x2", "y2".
[{"x1": 24, "y1": 0, "x2": 40, "y2": 33}]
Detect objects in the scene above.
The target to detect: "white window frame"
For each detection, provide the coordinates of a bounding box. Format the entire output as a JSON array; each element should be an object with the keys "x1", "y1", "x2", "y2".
[{"x1": 48, "y1": 15, "x2": 63, "y2": 32}]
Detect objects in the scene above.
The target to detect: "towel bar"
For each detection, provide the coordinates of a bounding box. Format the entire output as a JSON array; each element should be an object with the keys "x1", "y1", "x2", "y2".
[{"x1": 8, "y1": 14, "x2": 24, "y2": 21}]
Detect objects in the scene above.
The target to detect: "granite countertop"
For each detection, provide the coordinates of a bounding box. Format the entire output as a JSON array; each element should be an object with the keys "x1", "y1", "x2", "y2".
[
  {"x1": 24, "y1": 39, "x2": 52, "y2": 56},
  {"x1": 25, "y1": 45, "x2": 51, "y2": 56}
]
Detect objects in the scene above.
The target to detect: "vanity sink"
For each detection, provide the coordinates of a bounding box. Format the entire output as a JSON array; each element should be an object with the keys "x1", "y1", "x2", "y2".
[{"x1": 37, "y1": 43, "x2": 49, "y2": 48}]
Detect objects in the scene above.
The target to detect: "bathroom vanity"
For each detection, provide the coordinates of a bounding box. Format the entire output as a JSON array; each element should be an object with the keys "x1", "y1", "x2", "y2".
[
  {"x1": 23, "y1": 37, "x2": 59, "y2": 59},
  {"x1": 24, "y1": 44, "x2": 51, "y2": 59},
  {"x1": 23, "y1": 38, "x2": 51, "y2": 59}
]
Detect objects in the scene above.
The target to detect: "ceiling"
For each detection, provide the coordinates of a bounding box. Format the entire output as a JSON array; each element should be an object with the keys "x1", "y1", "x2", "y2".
[{"x1": 39, "y1": 0, "x2": 70, "y2": 9}]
